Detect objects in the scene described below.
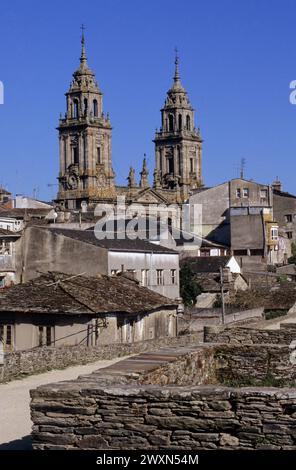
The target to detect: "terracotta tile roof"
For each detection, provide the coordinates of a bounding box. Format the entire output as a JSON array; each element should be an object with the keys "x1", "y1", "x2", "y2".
[{"x1": 0, "y1": 272, "x2": 177, "y2": 315}]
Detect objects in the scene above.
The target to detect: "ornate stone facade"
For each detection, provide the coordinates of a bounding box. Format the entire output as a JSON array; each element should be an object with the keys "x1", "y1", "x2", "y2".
[
  {"x1": 153, "y1": 51, "x2": 203, "y2": 201},
  {"x1": 56, "y1": 30, "x2": 115, "y2": 209},
  {"x1": 56, "y1": 34, "x2": 203, "y2": 210}
]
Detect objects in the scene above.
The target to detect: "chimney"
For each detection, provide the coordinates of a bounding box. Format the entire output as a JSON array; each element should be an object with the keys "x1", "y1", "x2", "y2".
[{"x1": 272, "y1": 178, "x2": 282, "y2": 192}]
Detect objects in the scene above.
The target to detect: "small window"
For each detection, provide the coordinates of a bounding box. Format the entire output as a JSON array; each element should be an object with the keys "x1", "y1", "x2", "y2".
[
  {"x1": 0, "y1": 324, "x2": 13, "y2": 347},
  {"x1": 83, "y1": 98, "x2": 88, "y2": 115},
  {"x1": 73, "y1": 99, "x2": 79, "y2": 118},
  {"x1": 287, "y1": 231, "x2": 293, "y2": 239},
  {"x1": 46, "y1": 326, "x2": 52, "y2": 346},
  {"x1": 260, "y1": 189, "x2": 268, "y2": 199},
  {"x1": 190, "y1": 158, "x2": 194, "y2": 173},
  {"x1": 73, "y1": 146, "x2": 79, "y2": 164},
  {"x1": 271, "y1": 227, "x2": 278, "y2": 241},
  {"x1": 38, "y1": 326, "x2": 53, "y2": 347},
  {"x1": 243, "y1": 188, "x2": 249, "y2": 198},
  {"x1": 141, "y1": 269, "x2": 149, "y2": 286},
  {"x1": 178, "y1": 114, "x2": 182, "y2": 130},
  {"x1": 156, "y1": 269, "x2": 164, "y2": 286},
  {"x1": 97, "y1": 147, "x2": 101, "y2": 164},
  {"x1": 93, "y1": 99, "x2": 98, "y2": 117},
  {"x1": 171, "y1": 269, "x2": 176, "y2": 285},
  {"x1": 186, "y1": 114, "x2": 191, "y2": 131},
  {"x1": 236, "y1": 188, "x2": 241, "y2": 198},
  {"x1": 168, "y1": 114, "x2": 174, "y2": 132},
  {"x1": 285, "y1": 214, "x2": 293, "y2": 223}
]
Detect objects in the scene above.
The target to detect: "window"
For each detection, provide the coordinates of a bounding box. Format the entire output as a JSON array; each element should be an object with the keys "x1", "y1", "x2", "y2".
[
  {"x1": 83, "y1": 98, "x2": 88, "y2": 115},
  {"x1": 260, "y1": 189, "x2": 268, "y2": 199},
  {"x1": 190, "y1": 158, "x2": 194, "y2": 173},
  {"x1": 186, "y1": 115, "x2": 191, "y2": 131},
  {"x1": 73, "y1": 99, "x2": 79, "y2": 118},
  {"x1": 287, "y1": 231, "x2": 293, "y2": 239},
  {"x1": 168, "y1": 114, "x2": 174, "y2": 132},
  {"x1": 141, "y1": 269, "x2": 149, "y2": 286},
  {"x1": 171, "y1": 269, "x2": 176, "y2": 285},
  {"x1": 243, "y1": 188, "x2": 249, "y2": 198},
  {"x1": 93, "y1": 99, "x2": 98, "y2": 117},
  {"x1": 97, "y1": 147, "x2": 101, "y2": 164},
  {"x1": 285, "y1": 214, "x2": 293, "y2": 223},
  {"x1": 236, "y1": 188, "x2": 241, "y2": 198},
  {"x1": 0, "y1": 240, "x2": 11, "y2": 255},
  {"x1": 156, "y1": 269, "x2": 164, "y2": 285},
  {"x1": 38, "y1": 326, "x2": 53, "y2": 347},
  {"x1": 178, "y1": 114, "x2": 182, "y2": 130},
  {"x1": 73, "y1": 146, "x2": 79, "y2": 164},
  {"x1": 168, "y1": 156, "x2": 174, "y2": 174},
  {"x1": 271, "y1": 227, "x2": 278, "y2": 241},
  {"x1": 0, "y1": 324, "x2": 13, "y2": 348}
]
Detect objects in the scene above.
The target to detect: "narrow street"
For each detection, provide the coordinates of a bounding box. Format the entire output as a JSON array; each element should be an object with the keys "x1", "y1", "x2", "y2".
[{"x1": 0, "y1": 357, "x2": 124, "y2": 450}]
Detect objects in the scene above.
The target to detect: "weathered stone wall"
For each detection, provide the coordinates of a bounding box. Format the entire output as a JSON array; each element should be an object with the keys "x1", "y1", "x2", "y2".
[
  {"x1": 1, "y1": 332, "x2": 203, "y2": 383},
  {"x1": 214, "y1": 344, "x2": 296, "y2": 387},
  {"x1": 31, "y1": 379, "x2": 296, "y2": 450},
  {"x1": 204, "y1": 324, "x2": 296, "y2": 346},
  {"x1": 31, "y1": 342, "x2": 296, "y2": 450}
]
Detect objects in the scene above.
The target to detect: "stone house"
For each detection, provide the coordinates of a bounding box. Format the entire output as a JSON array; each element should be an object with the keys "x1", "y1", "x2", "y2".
[
  {"x1": 272, "y1": 182, "x2": 296, "y2": 259},
  {"x1": 0, "y1": 228, "x2": 22, "y2": 287},
  {"x1": 190, "y1": 178, "x2": 280, "y2": 269},
  {"x1": 0, "y1": 272, "x2": 178, "y2": 352},
  {"x1": 20, "y1": 226, "x2": 180, "y2": 300},
  {"x1": 0, "y1": 207, "x2": 55, "y2": 232}
]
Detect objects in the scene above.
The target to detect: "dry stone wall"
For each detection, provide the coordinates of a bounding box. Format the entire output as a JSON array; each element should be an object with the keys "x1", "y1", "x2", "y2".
[
  {"x1": 204, "y1": 324, "x2": 296, "y2": 346},
  {"x1": 31, "y1": 343, "x2": 296, "y2": 450},
  {"x1": 1, "y1": 333, "x2": 203, "y2": 383}
]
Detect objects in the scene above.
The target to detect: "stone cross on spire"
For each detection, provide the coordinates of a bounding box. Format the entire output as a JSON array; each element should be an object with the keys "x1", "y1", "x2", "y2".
[
  {"x1": 174, "y1": 47, "x2": 180, "y2": 83},
  {"x1": 80, "y1": 24, "x2": 87, "y2": 63}
]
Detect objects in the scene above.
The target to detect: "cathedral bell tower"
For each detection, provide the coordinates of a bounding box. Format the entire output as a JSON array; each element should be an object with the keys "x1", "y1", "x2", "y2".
[
  {"x1": 153, "y1": 51, "x2": 203, "y2": 201},
  {"x1": 56, "y1": 27, "x2": 115, "y2": 209}
]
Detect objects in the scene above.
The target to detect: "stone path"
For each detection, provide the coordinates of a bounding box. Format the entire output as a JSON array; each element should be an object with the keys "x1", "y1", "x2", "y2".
[{"x1": 0, "y1": 357, "x2": 125, "y2": 450}]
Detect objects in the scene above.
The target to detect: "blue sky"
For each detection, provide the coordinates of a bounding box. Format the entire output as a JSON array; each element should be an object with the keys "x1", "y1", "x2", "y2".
[{"x1": 0, "y1": 0, "x2": 296, "y2": 200}]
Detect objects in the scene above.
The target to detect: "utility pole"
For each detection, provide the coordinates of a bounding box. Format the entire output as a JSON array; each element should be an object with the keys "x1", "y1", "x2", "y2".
[{"x1": 220, "y1": 266, "x2": 225, "y2": 325}]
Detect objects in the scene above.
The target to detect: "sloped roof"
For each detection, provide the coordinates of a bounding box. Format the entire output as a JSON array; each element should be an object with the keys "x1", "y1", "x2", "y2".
[
  {"x1": 181, "y1": 256, "x2": 232, "y2": 273},
  {"x1": 230, "y1": 284, "x2": 296, "y2": 310},
  {"x1": 0, "y1": 207, "x2": 53, "y2": 219},
  {"x1": 47, "y1": 228, "x2": 178, "y2": 254},
  {"x1": 0, "y1": 272, "x2": 176, "y2": 315},
  {"x1": 0, "y1": 228, "x2": 21, "y2": 237}
]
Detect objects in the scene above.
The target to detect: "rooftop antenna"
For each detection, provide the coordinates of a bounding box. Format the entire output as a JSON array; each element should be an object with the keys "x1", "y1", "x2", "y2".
[{"x1": 240, "y1": 158, "x2": 246, "y2": 179}]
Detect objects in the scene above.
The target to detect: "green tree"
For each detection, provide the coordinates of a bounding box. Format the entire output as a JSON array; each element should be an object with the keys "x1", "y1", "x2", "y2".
[
  {"x1": 180, "y1": 265, "x2": 202, "y2": 307},
  {"x1": 288, "y1": 242, "x2": 296, "y2": 264}
]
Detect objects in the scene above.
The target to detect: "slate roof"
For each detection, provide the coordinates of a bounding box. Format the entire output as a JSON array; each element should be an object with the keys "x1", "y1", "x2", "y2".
[
  {"x1": 47, "y1": 228, "x2": 178, "y2": 254},
  {"x1": 0, "y1": 207, "x2": 53, "y2": 218},
  {"x1": 0, "y1": 228, "x2": 22, "y2": 237},
  {"x1": 0, "y1": 272, "x2": 176, "y2": 315},
  {"x1": 230, "y1": 284, "x2": 296, "y2": 310},
  {"x1": 181, "y1": 256, "x2": 232, "y2": 273}
]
